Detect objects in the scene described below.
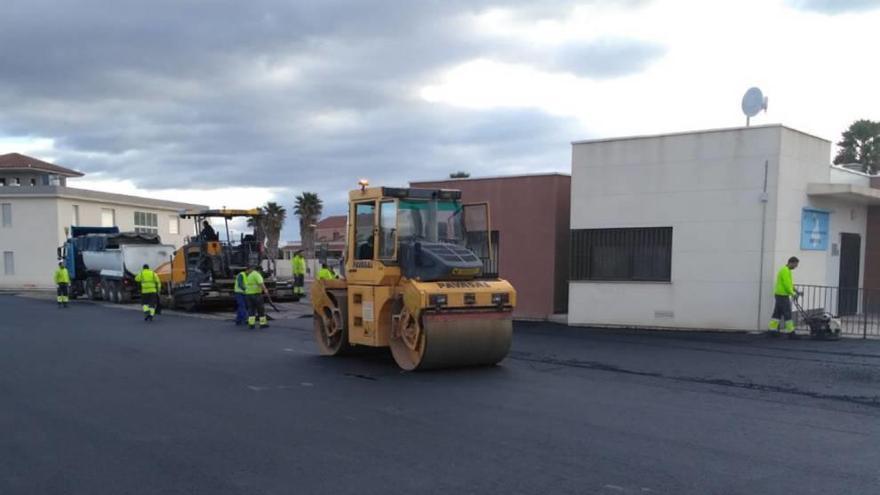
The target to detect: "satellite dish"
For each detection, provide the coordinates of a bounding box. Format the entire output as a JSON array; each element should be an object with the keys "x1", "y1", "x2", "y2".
[{"x1": 742, "y1": 87, "x2": 768, "y2": 126}]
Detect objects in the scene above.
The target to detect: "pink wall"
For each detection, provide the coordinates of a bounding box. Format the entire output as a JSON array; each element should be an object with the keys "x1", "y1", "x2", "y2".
[{"x1": 412, "y1": 174, "x2": 571, "y2": 319}]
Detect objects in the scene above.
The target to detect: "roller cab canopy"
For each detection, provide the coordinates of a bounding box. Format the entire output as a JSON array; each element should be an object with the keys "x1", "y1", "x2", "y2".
[
  {"x1": 178, "y1": 208, "x2": 263, "y2": 219},
  {"x1": 350, "y1": 187, "x2": 462, "y2": 201}
]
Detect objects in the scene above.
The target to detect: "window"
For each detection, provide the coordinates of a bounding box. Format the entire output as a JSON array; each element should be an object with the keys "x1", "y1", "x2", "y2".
[
  {"x1": 134, "y1": 211, "x2": 158, "y2": 234},
  {"x1": 101, "y1": 208, "x2": 115, "y2": 227},
  {"x1": 3, "y1": 252, "x2": 13, "y2": 275},
  {"x1": 354, "y1": 202, "x2": 375, "y2": 260},
  {"x1": 378, "y1": 200, "x2": 397, "y2": 259},
  {"x1": 570, "y1": 227, "x2": 672, "y2": 282},
  {"x1": 1, "y1": 203, "x2": 11, "y2": 227},
  {"x1": 0, "y1": 178, "x2": 5, "y2": 186},
  {"x1": 168, "y1": 216, "x2": 179, "y2": 235},
  {"x1": 72, "y1": 205, "x2": 80, "y2": 227},
  {"x1": 12, "y1": 178, "x2": 20, "y2": 186},
  {"x1": 397, "y1": 199, "x2": 463, "y2": 244}
]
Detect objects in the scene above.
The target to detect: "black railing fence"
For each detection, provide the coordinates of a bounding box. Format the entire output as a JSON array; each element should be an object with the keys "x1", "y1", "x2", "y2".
[
  {"x1": 480, "y1": 256, "x2": 499, "y2": 279},
  {"x1": 795, "y1": 285, "x2": 880, "y2": 338}
]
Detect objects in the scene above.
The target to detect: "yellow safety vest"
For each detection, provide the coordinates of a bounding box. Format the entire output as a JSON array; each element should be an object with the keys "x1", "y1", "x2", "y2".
[
  {"x1": 774, "y1": 266, "x2": 795, "y2": 296},
  {"x1": 292, "y1": 255, "x2": 306, "y2": 275},
  {"x1": 234, "y1": 272, "x2": 247, "y2": 294},
  {"x1": 136, "y1": 269, "x2": 160, "y2": 294},
  {"x1": 245, "y1": 271, "x2": 265, "y2": 295},
  {"x1": 54, "y1": 267, "x2": 71, "y2": 284}
]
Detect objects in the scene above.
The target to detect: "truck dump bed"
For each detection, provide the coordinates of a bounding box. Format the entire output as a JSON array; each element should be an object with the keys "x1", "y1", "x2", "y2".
[{"x1": 82, "y1": 244, "x2": 175, "y2": 278}]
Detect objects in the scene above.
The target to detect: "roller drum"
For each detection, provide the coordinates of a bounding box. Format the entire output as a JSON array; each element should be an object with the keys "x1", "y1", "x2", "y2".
[{"x1": 391, "y1": 310, "x2": 512, "y2": 371}]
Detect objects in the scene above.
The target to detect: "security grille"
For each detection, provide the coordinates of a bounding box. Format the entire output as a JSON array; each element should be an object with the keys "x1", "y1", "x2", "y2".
[{"x1": 571, "y1": 227, "x2": 672, "y2": 282}]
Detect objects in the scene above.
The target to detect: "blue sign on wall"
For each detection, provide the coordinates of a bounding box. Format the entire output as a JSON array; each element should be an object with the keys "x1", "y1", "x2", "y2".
[{"x1": 801, "y1": 208, "x2": 830, "y2": 251}]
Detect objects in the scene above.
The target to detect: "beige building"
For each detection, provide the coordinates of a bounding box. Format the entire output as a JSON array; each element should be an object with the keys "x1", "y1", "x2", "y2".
[
  {"x1": 0, "y1": 153, "x2": 206, "y2": 289},
  {"x1": 568, "y1": 125, "x2": 869, "y2": 331}
]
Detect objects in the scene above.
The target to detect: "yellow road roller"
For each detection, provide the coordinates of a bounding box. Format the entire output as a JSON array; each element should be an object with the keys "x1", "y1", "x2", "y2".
[{"x1": 311, "y1": 182, "x2": 516, "y2": 370}]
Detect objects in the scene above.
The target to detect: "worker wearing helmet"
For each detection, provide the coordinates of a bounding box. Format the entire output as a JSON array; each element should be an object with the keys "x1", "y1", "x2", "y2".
[
  {"x1": 244, "y1": 264, "x2": 269, "y2": 330},
  {"x1": 234, "y1": 270, "x2": 248, "y2": 325},
  {"x1": 136, "y1": 263, "x2": 161, "y2": 322},
  {"x1": 54, "y1": 261, "x2": 71, "y2": 308},
  {"x1": 769, "y1": 256, "x2": 800, "y2": 339},
  {"x1": 291, "y1": 250, "x2": 306, "y2": 298}
]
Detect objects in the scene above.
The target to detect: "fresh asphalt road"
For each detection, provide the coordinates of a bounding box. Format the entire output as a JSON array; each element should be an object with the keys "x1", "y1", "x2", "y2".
[{"x1": 2, "y1": 295, "x2": 879, "y2": 495}]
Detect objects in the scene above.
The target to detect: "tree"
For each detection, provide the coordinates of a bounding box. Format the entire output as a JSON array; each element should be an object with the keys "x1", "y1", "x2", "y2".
[
  {"x1": 294, "y1": 192, "x2": 323, "y2": 258},
  {"x1": 449, "y1": 171, "x2": 470, "y2": 178},
  {"x1": 833, "y1": 119, "x2": 880, "y2": 174},
  {"x1": 261, "y1": 202, "x2": 287, "y2": 269},
  {"x1": 247, "y1": 202, "x2": 287, "y2": 273}
]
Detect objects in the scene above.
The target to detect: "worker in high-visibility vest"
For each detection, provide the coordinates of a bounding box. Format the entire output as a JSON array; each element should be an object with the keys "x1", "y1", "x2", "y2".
[
  {"x1": 135, "y1": 263, "x2": 161, "y2": 322},
  {"x1": 244, "y1": 264, "x2": 269, "y2": 330},
  {"x1": 317, "y1": 263, "x2": 336, "y2": 281},
  {"x1": 234, "y1": 270, "x2": 248, "y2": 326},
  {"x1": 291, "y1": 250, "x2": 306, "y2": 298},
  {"x1": 54, "y1": 261, "x2": 71, "y2": 308},
  {"x1": 769, "y1": 256, "x2": 800, "y2": 339}
]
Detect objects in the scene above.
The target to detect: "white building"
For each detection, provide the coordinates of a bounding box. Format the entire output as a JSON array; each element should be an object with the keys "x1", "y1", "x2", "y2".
[
  {"x1": 568, "y1": 125, "x2": 877, "y2": 331},
  {"x1": 0, "y1": 153, "x2": 207, "y2": 289}
]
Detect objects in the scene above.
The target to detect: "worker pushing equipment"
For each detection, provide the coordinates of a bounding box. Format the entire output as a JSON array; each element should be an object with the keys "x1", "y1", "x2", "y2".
[
  {"x1": 136, "y1": 263, "x2": 161, "y2": 322},
  {"x1": 312, "y1": 182, "x2": 516, "y2": 370},
  {"x1": 54, "y1": 261, "x2": 71, "y2": 308},
  {"x1": 768, "y1": 256, "x2": 800, "y2": 339},
  {"x1": 244, "y1": 264, "x2": 270, "y2": 330}
]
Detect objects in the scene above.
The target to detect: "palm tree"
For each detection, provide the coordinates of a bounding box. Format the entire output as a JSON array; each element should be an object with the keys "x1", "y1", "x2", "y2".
[
  {"x1": 261, "y1": 202, "x2": 287, "y2": 270},
  {"x1": 294, "y1": 192, "x2": 323, "y2": 258},
  {"x1": 247, "y1": 202, "x2": 287, "y2": 272}
]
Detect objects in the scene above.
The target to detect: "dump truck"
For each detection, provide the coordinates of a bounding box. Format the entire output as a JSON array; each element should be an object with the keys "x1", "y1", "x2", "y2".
[
  {"x1": 156, "y1": 208, "x2": 292, "y2": 310},
  {"x1": 58, "y1": 226, "x2": 175, "y2": 303},
  {"x1": 311, "y1": 183, "x2": 516, "y2": 370}
]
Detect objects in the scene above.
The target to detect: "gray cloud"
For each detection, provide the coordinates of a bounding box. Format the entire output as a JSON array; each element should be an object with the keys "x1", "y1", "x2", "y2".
[
  {"x1": 788, "y1": 0, "x2": 880, "y2": 14},
  {"x1": 548, "y1": 39, "x2": 666, "y2": 78},
  {"x1": 0, "y1": 0, "x2": 654, "y2": 237}
]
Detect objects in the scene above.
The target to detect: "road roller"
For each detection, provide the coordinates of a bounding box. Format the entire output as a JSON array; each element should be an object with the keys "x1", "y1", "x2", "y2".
[{"x1": 311, "y1": 182, "x2": 516, "y2": 370}]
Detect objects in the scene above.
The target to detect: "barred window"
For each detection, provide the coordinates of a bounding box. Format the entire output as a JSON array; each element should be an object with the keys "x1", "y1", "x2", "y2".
[{"x1": 571, "y1": 227, "x2": 672, "y2": 282}]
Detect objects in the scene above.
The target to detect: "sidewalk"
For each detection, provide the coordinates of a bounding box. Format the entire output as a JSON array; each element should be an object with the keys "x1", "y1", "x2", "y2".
[{"x1": 15, "y1": 290, "x2": 314, "y2": 323}]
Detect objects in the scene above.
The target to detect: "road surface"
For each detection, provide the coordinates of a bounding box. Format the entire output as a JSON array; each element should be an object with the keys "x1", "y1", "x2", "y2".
[{"x1": 1, "y1": 294, "x2": 879, "y2": 494}]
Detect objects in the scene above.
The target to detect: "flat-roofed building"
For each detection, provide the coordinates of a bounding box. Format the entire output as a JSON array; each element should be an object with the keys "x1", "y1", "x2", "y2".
[{"x1": 568, "y1": 125, "x2": 872, "y2": 331}]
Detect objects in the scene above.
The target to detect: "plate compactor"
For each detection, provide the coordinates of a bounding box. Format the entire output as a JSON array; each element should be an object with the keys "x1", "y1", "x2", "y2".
[
  {"x1": 311, "y1": 183, "x2": 516, "y2": 370},
  {"x1": 792, "y1": 295, "x2": 842, "y2": 340}
]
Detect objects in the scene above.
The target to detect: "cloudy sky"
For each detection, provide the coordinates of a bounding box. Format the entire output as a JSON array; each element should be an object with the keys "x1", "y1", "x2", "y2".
[{"x1": 2, "y1": 0, "x2": 879, "y2": 239}]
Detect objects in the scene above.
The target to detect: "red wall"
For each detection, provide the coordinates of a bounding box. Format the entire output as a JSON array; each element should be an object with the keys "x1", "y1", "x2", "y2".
[
  {"x1": 412, "y1": 174, "x2": 571, "y2": 319},
  {"x1": 866, "y1": 177, "x2": 880, "y2": 289}
]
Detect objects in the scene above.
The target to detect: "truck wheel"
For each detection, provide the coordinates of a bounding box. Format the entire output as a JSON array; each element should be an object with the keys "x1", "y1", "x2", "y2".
[
  {"x1": 106, "y1": 282, "x2": 117, "y2": 303},
  {"x1": 100, "y1": 283, "x2": 109, "y2": 301},
  {"x1": 85, "y1": 280, "x2": 97, "y2": 300},
  {"x1": 111, "y1": 284, "x2": 123, "y2": 304},
  {"x1": 118, "y1": 289, "x2": 130, "y2": 304}
]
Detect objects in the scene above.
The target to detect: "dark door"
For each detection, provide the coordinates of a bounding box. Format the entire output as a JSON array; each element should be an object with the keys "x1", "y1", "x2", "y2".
[{"x1": 838, "y1": 233, "x2": 861, "y2": 316}]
